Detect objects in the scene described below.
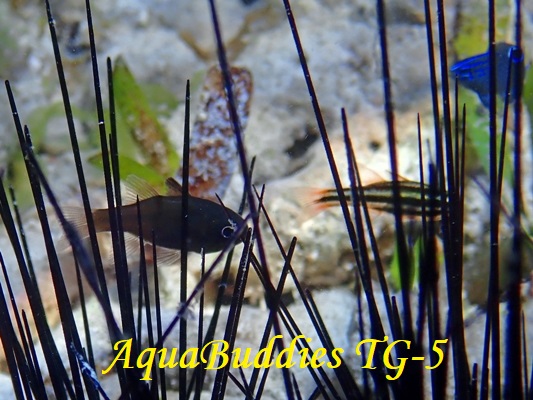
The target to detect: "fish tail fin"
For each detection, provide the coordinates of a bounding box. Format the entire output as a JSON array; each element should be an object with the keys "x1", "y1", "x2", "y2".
[
  {"x1": 56, "y1": 206, "x2": 88, "y2": 253},
  {"x1": 293, "y1": 187, "x2": 335, "y2": 223},
  {"x1": 57, "y1": 206, "x2": 109, "y2": 251},
  {"x1": 62, "y1": 206, "x2": 91, "y2": 238}
]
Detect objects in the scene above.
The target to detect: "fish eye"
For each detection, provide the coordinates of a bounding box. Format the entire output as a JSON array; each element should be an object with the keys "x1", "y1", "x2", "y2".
[
  {"x1": 221, "y1": 225, "x2": 235, "y2": 238},
  {"x1": 221, "y1": 219, "x2": 238, "y2": 238},
  {"x1": 509, "y1": 46, "x2": 523, "y2": 63}
]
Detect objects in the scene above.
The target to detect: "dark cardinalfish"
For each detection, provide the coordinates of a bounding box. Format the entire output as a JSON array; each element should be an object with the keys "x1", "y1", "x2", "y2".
[
  {"x1": 450, "y1": 42, "x2": 525, "y2": 108},
  {"x1": 303, "y1": 180, "x2": 442, "y2": 219},
  {"x1": 65, "y1": 176, "x2": 245, "y2": 261}
]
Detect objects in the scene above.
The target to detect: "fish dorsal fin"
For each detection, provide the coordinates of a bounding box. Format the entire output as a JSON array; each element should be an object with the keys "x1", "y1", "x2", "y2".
[
  {"x1": 396, "y1": 173, "x2": 409, "y2": 182},
  {"x1": 165, "y1": 177, "x2": 183, "y2": 196},
  {"x1": 378, "y1": 169, "x2": 409, "y2": 183},
  {"x1": 123, "y1": 175, "x2": 160, "y2": 204}
]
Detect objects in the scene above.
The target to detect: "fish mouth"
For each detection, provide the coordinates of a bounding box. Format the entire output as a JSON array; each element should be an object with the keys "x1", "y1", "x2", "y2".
[
  {"x1": 237, "y1": 228, "x2": 248, "y2": 244},
  {"x1": 231, "y1": 221, "x2": 247, "y2": 243},
  {"x1": 235, "y1": 220, "x2": 250, "y2": 244}
]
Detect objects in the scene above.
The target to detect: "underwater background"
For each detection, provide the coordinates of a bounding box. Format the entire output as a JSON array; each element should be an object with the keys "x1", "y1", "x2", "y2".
[{"x1": 0, "y1": 0, "x2": 532, "y2": 398}]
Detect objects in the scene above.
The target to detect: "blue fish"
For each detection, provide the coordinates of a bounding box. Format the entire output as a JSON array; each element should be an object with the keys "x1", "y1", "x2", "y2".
[{"x1": 450, "y1": 42, "x2": 524, "y2": 108}]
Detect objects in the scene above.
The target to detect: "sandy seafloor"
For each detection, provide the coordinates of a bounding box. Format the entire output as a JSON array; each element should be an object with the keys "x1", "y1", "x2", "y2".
[{"x1": 0, "y1": 0, "x2": 533, "y2": 397}]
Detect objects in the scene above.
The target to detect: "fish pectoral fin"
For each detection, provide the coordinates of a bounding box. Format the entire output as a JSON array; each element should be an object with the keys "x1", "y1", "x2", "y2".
[
  {"x1": 122, "y1": 175, "x2": 160, "y2": 204},
  {"x1": 165, "y1": 177, "x2": 183, "y2": 196}
]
